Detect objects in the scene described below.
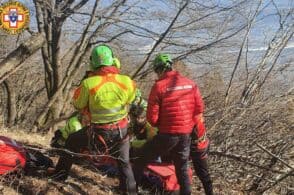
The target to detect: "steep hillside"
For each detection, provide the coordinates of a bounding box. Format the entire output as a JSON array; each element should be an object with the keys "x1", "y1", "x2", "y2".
[{"x1": 0, "y1": 129, "x2": 245, "y2": 195}]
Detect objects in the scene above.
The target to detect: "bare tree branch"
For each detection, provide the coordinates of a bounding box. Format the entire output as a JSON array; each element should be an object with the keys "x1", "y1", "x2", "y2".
[
  {"x1": 241, "y1": 20, "x2": 294, "y2": 105},
  {"x1": 260, "y1": 169, "x2": 294, "y2": 193},
  {"x1": 256, "y1": 143, "x2": 294, "y2": 170},
  {"x1": 131, "y1": 0, "x2": 190, "y2": 79},
  {"x1": 225, "y1": 0, "x2": 263, "y2": 105},
  {"x1": 0, "y1": 33, "x2": 45, "y2": 83}
]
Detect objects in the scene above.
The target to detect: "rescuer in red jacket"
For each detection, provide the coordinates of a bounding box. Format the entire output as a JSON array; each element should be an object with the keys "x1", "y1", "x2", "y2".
[{"x1": 133, "y1": 53, "x2": 204, "y2": 195}]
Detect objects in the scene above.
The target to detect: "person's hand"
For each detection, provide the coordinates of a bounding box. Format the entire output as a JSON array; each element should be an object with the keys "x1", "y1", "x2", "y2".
[
  {"x1": 196, "y1": 139, "x2": 210, "y2": 159},
  {"x1": 50, "y1": 130, "x2": 63, "y2": 148},
  {"x1": 54, "y1": 129, "x2": 62, "y2": 138}
]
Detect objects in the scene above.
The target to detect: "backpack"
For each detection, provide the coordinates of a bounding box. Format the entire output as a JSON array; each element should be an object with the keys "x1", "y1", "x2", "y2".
[
  {"x1": 144, "y1": 162, "x2": 193, "y2": 194},
  {"x1": 0, "y1": 136, "x2": 26, "y2": 175}
]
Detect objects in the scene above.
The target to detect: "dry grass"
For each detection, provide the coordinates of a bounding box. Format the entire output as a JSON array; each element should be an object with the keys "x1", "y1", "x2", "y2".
[
  {"x1": 0, "y1": 128, "x2": 247, "y2": 195},
  {"x1": 0, "y1": 128, "x2": 52, "y2": 147},
  {"x1": 0, "y1": 129, "x2": 118, "y2": 195},
  {"x1": 204, "y1": 85, "x2": 294, "y2": 194}
]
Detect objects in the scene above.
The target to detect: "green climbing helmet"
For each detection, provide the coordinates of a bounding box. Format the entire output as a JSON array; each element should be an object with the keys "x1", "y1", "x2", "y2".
[
  {"x1": 91, "y1": 45, "x2": 114, "y2": 70},
  {"x1": 113, "y1": 57, "x2": 121, "y2": 69},
  {"x1": 152, "y1": 53, "x2": 172, "y2": 72}
]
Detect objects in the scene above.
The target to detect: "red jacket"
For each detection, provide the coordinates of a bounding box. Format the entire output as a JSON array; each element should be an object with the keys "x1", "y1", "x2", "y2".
[{"x1": 147, "y1": 70, "x2": 204, "y2": 134}]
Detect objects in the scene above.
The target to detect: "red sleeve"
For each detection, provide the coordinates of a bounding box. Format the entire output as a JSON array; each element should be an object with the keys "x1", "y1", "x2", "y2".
[
  {"x1": 193, "y1": 84, "x2": 204, "y2": 121},
  {"x1": 193, "y1": 84, "x2": 206, "y2": 138},
  {"x1": 195, "y1": 113, "x2": 206, "y2": 139},
  {"x1": 147, "y1": 84, "x2": 160, "y2": 127}
]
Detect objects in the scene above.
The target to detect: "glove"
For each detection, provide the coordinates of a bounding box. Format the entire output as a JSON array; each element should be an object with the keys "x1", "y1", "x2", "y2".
[
  {"x1": 197, "y1": 138, "x2": 209, "y2": 151},
  {"x1": 196, "y1": 138, "x2": 210, "y2": 159},
  {"x1": 53, "y1": 129, "x2": 62, "y2": 138},
  {"x1": 50, "y1": 130, "x2": 64, "y2": 148}
]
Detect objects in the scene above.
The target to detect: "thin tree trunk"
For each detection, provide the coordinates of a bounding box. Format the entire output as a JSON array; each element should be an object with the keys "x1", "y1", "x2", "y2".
[
  {"x1": 225, "y1": 0, "x2": 262, "y2": 105},
  {"x1": 0, "y1": 33, "x2": 45, "y2": 83},
  {"x1": 3, "y1": 80, "x2": 16, "y2": 126},
  {"x1": 241, "y1": 23, "x2": 294, "y2": 105}
]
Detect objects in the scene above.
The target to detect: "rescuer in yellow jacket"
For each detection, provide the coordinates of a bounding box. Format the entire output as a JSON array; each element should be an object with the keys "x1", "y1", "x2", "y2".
[
  {"x1": 53, "y1": 45, "x2": 137, "y2": 195},
  {"x1": 50, "y1": 115, "x2": 83, "y2": 148}
]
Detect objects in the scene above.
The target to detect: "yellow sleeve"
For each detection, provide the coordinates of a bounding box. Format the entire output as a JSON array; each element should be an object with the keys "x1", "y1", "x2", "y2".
[
  {"x1": 127, "y1": 80, "x2": 136, "y2": 104},
  {"x1": 72, "y1": 81, "x2": 89, "y2": 110},
  {"x1": 131, "y1": 139, "x2": 147, "y2": 149}
]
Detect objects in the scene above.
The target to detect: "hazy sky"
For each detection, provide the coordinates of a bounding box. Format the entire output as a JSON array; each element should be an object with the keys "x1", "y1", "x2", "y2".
[{"x1": 10, "y1": 0, "x2": 293, "y2": 51}]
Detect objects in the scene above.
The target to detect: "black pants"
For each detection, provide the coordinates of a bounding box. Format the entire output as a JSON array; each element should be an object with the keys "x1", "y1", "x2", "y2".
[
  {"x1": 133, "y1": 133, "x2": 191, "y2": 195},
  {"x1": 190, "y1": 146, "x2": 213, "y2": 195},
  {"x1": 54, "y1": 126, "x2": 137, "y2": 195}
]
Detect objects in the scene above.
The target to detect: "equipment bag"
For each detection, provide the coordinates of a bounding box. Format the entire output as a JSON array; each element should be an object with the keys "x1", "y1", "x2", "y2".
[
  {"x1": 144, "y1": 162, "x2": 193, "y2": 194},
  {"x1": 0, "y1": 136, "x2": 26, "y2": 175}
]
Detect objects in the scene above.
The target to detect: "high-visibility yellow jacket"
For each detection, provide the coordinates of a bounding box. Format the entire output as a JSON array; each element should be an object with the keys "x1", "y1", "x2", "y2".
[
  {"x1": 60, "y1": 116, "x2": 82, "y2": 140},
  {"x1": 52, "y1": 116, "x2": 82, "y2": 147},
  {"x1": 73, "y1": 67, "x2": 136, "y2": 124}
]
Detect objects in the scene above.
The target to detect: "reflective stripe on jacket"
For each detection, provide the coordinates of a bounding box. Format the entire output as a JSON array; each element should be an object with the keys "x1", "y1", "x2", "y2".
[
  {"x1": 147, "y1": 70, "x2": 204, "y2": 134},
  {"x1": 73, "y1": 70, "x2": 136, "y2": 124}
]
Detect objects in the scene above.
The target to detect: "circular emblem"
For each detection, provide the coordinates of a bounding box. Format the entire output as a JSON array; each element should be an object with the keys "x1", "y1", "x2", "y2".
[{"x1": 0, "y1": 1, "x2": 30, "y2": 35}]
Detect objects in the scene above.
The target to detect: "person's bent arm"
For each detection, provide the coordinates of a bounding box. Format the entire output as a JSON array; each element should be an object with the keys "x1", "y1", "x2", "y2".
[
  {"x1": 193, "y1": 84, "x2": 206, "y2": 139},
  {"x1": 127, "y1": 80, "x2": 137, "y2": 104},
  {"x1": 72, "y1": 81, "x2": 89, "y2": 110},
  {"x1": 147, "y1": 84, "x2": 160, "y2": 127}
]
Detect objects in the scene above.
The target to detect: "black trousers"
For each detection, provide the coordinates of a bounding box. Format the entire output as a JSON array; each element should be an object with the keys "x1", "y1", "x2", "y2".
[
  {"x1": 54, "y1": 126, "x2": 137, "y2": 195},
  {"x1": 190, "y1": 146, "x2": 213, "y2": 195},
  {"x1": 133, "y1": 133, "x2": 191, "y2": 195}
]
